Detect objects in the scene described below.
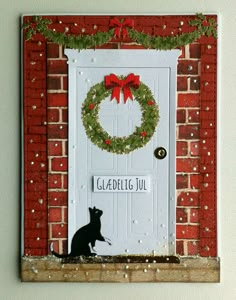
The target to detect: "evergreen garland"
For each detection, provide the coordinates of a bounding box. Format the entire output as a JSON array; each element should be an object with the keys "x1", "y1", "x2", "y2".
[
  {"x1": 81, "y1": 79, "x2": 159, "y2": 154},
  {"x1": 23, "y1": 14, "x2": 217, "y2": 50}
]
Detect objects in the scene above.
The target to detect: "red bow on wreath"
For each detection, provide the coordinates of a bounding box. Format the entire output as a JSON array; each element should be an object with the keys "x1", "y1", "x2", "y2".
[
  {"x1": 105, "y1": 73, "x2": 140, "y2": 103},
  {"x1": 109, "y1": 18, "x2": 134, "y2": 38}
]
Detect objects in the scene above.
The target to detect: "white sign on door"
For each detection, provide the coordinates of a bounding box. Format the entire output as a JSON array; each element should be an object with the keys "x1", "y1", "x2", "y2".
[
  {"x1": 93, "y1": 176, "x2": 151, "y2": 193},
  {"x1": 66, "y1": 49, "x2": 179, "y2": 256}
]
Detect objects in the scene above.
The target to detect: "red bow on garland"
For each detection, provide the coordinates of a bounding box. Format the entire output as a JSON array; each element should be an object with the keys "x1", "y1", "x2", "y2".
[
  {"x1": 105, "y1": 73, "x2": 140, "y2": 103},
  {"x1": 109, "y1": 18, "x2": 134, "y2": 38}
]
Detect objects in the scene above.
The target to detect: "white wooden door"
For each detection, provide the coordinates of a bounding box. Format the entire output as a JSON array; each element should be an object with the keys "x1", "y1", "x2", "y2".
[{"x1": 66, "y1": 49, "x2": 180, "y2": 256}]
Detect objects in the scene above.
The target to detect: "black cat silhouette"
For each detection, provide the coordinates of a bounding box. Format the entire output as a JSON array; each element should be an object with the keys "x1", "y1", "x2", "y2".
[{"x1": 50, "y1": 206, "x2": 111, "y2": 257}]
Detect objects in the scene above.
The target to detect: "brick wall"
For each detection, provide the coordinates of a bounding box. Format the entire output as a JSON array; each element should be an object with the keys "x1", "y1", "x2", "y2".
[{"x1": 23, "y1": 15, "x2": 217, "y2": 257}]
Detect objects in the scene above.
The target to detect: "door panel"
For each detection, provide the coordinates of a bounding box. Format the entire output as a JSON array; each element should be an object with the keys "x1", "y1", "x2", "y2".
[{"x1": 66, "y1": 49, "x2": 179, "y2": 256}]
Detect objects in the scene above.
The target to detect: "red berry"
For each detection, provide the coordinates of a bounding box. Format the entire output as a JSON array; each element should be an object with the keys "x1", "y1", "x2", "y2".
[
  {"x1": 89, "y1": 103, "x2": 95, "y2": 110},
  {"x1": 140, "y1": 131, "x2": 147, "y2": 137},
  {"x1": 147, "y1": 100, "x2": 154, "y2": 105},
  {"x1": 105, "y1": 139, "x2": 111, "y2": 145},
  {"x1": 202, "y1": 20, "x2": 209, "y2": 26}
]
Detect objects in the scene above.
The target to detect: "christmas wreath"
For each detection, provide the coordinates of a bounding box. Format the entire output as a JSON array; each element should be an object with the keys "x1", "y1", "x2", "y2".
[{"x1": 81, "y1": 73, "x2": 159, "y2": 154}]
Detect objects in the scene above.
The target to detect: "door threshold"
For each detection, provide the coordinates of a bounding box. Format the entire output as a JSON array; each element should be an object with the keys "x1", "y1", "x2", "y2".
[{"x1": 59, "y1": 255, "x2": 180, "y2": 264}]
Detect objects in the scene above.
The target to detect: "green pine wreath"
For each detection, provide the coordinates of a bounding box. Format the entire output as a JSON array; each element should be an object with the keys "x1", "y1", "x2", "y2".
[{"x1": 81, "y1": 77, "x2": 159, "y2": 154}]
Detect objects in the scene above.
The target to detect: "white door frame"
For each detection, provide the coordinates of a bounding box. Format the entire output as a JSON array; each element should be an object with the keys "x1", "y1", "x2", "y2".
[{"x1": 65, "y1": 49, "x2": 180, "y2": 255}]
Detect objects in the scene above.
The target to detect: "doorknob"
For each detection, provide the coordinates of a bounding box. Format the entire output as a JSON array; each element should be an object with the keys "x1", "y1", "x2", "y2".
[{"x1": 154, "y1": 147, "x2": 167, "y2": 159}]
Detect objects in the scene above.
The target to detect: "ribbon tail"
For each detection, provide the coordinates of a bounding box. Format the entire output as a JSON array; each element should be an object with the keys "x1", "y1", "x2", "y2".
[
  {"x1": 111, "y1": 86, "x2": 121, "y2": 103},
  {"x1": 123, "y1": 87, "x2": 133, "y2": 103},
  {"x1": 122, "y1": 28, "x2": 129, "y2": 38},
  {"x1": 114, "y1": 27, "x2": 121, "y2": 38}
]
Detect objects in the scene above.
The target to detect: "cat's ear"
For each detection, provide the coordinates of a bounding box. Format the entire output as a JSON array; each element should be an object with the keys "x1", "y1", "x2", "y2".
[
  {"x1": 89, "y1": 207, "x2": 92, "y2": 212},
  {"x1": 93, "y1": 206, "x2": 96, "y2": 210}
]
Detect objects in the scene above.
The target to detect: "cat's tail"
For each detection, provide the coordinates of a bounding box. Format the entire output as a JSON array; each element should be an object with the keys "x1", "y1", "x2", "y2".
[{"x1": 50, "y1": 242, "x2": 70, "y2": 258}]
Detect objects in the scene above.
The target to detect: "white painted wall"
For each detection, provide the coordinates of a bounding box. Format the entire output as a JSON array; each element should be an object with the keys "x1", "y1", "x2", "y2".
[{"x1": 0, "y1": 0, "x2": 235, "y2": 299}]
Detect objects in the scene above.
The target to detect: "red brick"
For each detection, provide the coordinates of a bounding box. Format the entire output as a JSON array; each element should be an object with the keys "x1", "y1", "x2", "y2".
[
  {"x1": 190, "y1": 208, "x2": 199, "y2": 223},
  {"x1": 176, "y1": 174, "x2": 188, "y2": 189},
  {"x1": 190, "y1": 141, "x2": 200, "y2": 156},
  {"x1": 51, "y1": 223, "x2": 68, "y2": 239},
  {"x1": 47, "y1": 76, "x2": 61, "y2": 90},
  {"x1": 176, "y1": 240, "x2": 184, "y2": 255},
  {"x1": 48, "y1": 207, "x2": 62, "y2": 222},
  {"x1": 177, "y1": 76, "x2": 188, "y2": 91},
  {"x1": 63, "y1": 207, "x2": 68, "y2": 223},
  {"x1": 28, "y1": 126, "x2": 47, "y2": 135},
  {"x1": 47, "y1": 59, "x2": 68, "y2": 74},
  {"x1": 24, "y1": 134, "x2": 41, "y2": 144},
  {"x1": 201, "y1": 54, "x2": 217, "y2": 64},
  {"x1": 48, "y1": 141, "x2": 63, "y2": 156},
  {"x1": 29, "y1": 51, "x2": 45, "y2": 61},
  {"x1": 177, "y1": 60, "x2": 199, "y2": 75},
  {"x1": 178, "y1": 93, "x2": 200, "y2": 107},
  {"x1": 178, "y1": 125, "x2": 199, "y2": 139},
  {"x1": 24, "y1": 228, "x2": 48, "y2": 239},
  {"x1": 176, "y1": 225, "x2": 199, "y2": 239},
  {"x1": 187, "y1": 241, "x2": 199, "y2": 255},
  {"x1": 177, "y1": 158, "x2": 199, "y2": 173},
  {"x1": 48, "y1": 124, "x2": 68, "y2": 139},
  {"x1": 24, "y1": 238, "x2": 48, "y2": 250},
  {"x1": 200, "y1": 129, "x2": 215, "y2": 139},
  {"x1": 47, "y1": 43, "x2": 60, "y2": 58},
  {"x1": 64, "y1": 141, "x2": 68, "y2": 156},
  {"x1": 84, "y1": 15, "x2": 110, "y2": 25},
  {"x1": 27, "y1": 79, "x2": 45, "y2": 89},
  {"x1": 62, "y1": 108, "x2": 68, "y2": 122},
  {"x1": 27, "y1": 182, "x2": 48, "y2": 193},
  {"x1": 188, "y1": 109, "x2": 200, "y2": 123},
  {"x1": 201, "y1": 73, "x2": 216, "y2": 82},
  {"x1": 25, "y1": 218, "x2": 47, "y2": 230},
  {"x1": 25, "y1": 171, "x2": 47, "y2": 183},
  {"x1": 202, "y1": 63, "x2": 216, "y2": 73},
  {"x1": 48, "y1": 108, "x2": 60, "y2": 122},
  {"x1": 190, "y1": 174, "x2": 201, "y2": 189},
  {"x1": 190, "y1": 43, "x2": 201, "y2": 58},
  {"x1": 25, "y1": 210, "x2": 47, "y2": 223},
  {"x1": 200, "y1": 218, "x2": 217, "y2": 239},
  {"x1": 27, "y1": 116, "x2": 44, "y2": 126},
  {"x1": 62, "y1": 76, "x2": 68, "y2": 90},
  {"x1": 24, "y1": 248, "x2": 48, "y2": 256},
  {"x1": 26, "y1": 61, "x2": 44, "y2": 72},
  {"x1": 176, "y1": 208, "x2": 188, "y2": 223},
  {"x1": 25, "y1": 97, "x2": 44, "y2": 108},
  {"x1": 177, "y1": 109, "x2": 186, "y2": 123},
  {"x1": 48, "y1": 93, "x2": 68, "y2": 107},
  {"x1": 63, "y1": 174, "x2": 68, "y2": 189},
  {"x1": 176, "y1": 141, "x2": 188, "y2": 156},
  {"x1": 51, "y1": 157, "x2": 68, "y2": 172},
  {"x1": 26, "y1": 151, "x2": 47, "y2": 162},
  {"x1": 26, "y1": 107, "x2": 47, "y2": 117},
  {"x1": 48, "y1": 174, "x2": 62, "y2": 189},
  {"x1": 27, "y1": 160, "x2": 47, "y2": 172},
  {"x1": 177, "y1": 191, "x2": 199, "y2": 207},
  {"x1": 200, "y1": 238, "x2": 217, "y2": 257},
  {"x1": 48, "y1": 191, "x2": 68, "y2": 206},
  {"x1": 190, "y1": 77, "x2": 200, "y2": 90}
]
